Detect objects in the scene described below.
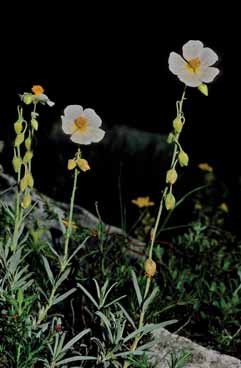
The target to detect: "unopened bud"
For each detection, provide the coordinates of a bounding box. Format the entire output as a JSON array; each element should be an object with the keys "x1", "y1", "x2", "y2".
[
  {"x1": 178, "y1": 150, "x2": 189, "y2": 167},
  {"x1": 166, "y1": 168, "x2": 178, "y2": 184},
  {"x1": 15, "y1": 133, "x2": 25, "y2": 147},
  {"x1": 167, "y1": 132, "x2": 175, "y2": 144},
  {"x1": 12, "y1": 157, "x2": 22, "y2": 173},
  {"x1": 23, "y1": 94, "x2": 33, "y2": 105},
  {"x1": 23, "y1": 151, "x2": 33, "y2": 163},
  {"x1": 144, "y1": 258, "x2": 156, "y2": 278},
  {"x1": 14, "y1": 121, "x2": 23, "y2": 134},
  {"x1": 165, "y1": 192, "x2": 176, "y2": 210},
  {"x1": 21, "y1": 193, "x2": 32, "y2": 209},
  {"x1": 26, "y1": 173, "x2": 34, "y2": 188},
  {"x1": 173, "y1": 117, "x2": 183, "y2": 133},
  {"x1": 77, "y1": 159, "x2": 90, "y2": 172},
  {"x1": 68, "y1": 159, "x2": 76, "y2": 170},
  {"x1": 31, "y1": 119, "x2": 38, "y2": 131},
  {"x1": 20, "y1": 176, "x2": 28, "y2": 192},
  {"x1": 25, "y1": 136, "x2": 32, "y2": 151},
  {"x1": 198, "y1": 83, "x2": 208, "y2": 96}
]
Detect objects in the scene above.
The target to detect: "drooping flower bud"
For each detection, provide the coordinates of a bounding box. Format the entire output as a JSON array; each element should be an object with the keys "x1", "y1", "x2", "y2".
[
  {"x1": 77, "y1": 159, "x2": 90, "y2": 172},
  {"x1": 20, "y1": 176, "x2": 28, "y2": 192},
  {"x1": 21, "y1": 193, "x2": 32, "y2": 209},
  {"x1": 144, "y1": 258, "x2": 156, "y2": 278},
  {"x1": 14, "y1": 121, "x2": 23, "y2": 134},
  {"x1": 198, "y1": 83, "x2": 208, "y2": 96},
  {"x1": 173, "y1": 117, "x2": 183, "y2": 133},
  {"x1": 31, "y1": 119, "x2": 39, "y2": 131},
  {"x1": 165, "y1": 192, "x2": 176, "y2": 210},
  {"x1": 25, "y1": 136, "x2": 32, "y2": 151},
  {"x1": 23, "y1": 151, "x2": 33, "y2": 163},
  {"x1": 178, "y1": 150, "x2": 189, "y2": 167},
  {"x1": 26, "y1": 173, "x2": 34, "y2": 188},
  {"x1": 12, "y1": 157, "x2": 22, "y2": 173},
  {"x1": 167, "y1": 132, "x2": 175, "y2": 144},
  {"x1": 166, "y1": 168, "x2": 178, "y2": 184},
  {"x1": 15, "y1": 133, "x2": 25, "y2": 147},
  {"x1": 23, "y1": 94, "x2": 33, "y2": 105},
  {"x1": 67, "y1": 159, "x2": 76, "y2": 170}
]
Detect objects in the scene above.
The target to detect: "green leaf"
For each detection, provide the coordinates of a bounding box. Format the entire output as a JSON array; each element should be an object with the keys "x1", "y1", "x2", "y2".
[
  {"x1": 142, "y1": 287, "x2": 159, "y2": 313},
  {"x1": 42, "y1": 256, "x2": 54, "y2": 286},
  {"x1": 77, "y1": 283, "x2": 99, "y2": 309},
  {"x1": 61, "y1": 328, "x2": 91, "y2": 353},
  {"x1": 131, "y1": 270, "x2": 142, "y2": 307},
  {"x1": 96, "y1": 311, "x2": 113, "y2": 344},
  {"x1": 53, "y1": 288, "x2": 76, "y2": 305}
]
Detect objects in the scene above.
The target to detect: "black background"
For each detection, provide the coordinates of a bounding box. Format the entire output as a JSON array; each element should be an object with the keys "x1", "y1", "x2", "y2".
[{"x1": 1, "y1": 4, "x2": 239, "y2": 230}]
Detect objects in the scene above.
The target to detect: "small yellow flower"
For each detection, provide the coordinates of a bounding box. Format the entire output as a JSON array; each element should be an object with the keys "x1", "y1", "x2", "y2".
[
  {"x1": 32, "y1": 85, "x2": 44, "y2": 96},
  {"x1": 62, "y1": 219, "x2": 78, "y2": 230},
  {"x1": 131, "y1": 196, "x2": 155, "y2": 208},
  {"x1": 219, "y1": 202, "x2": 229, "y2": 213},
  {"x1": 165, "y1": 192, "x2": 176, "y2": 210},
  {"x1": 173, "y1": 117, "x2": 183, "y2": 133},
  {"x1": 198, "y1": 162, "x2": 213, "y2": 173},
  {"x1": 166, "y1": 168, "x2": 178, "y2": 185},
  {"x1": 76, "y1": 158, "x2": 90, "y2": 172}
]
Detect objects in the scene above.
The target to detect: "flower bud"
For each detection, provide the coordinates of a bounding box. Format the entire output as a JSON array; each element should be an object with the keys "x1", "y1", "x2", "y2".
[
  {"x1": 21, "y1": 193, "x2": 32, "y2": 209},
  {"x1": 23, "y1": 94, "x2": 33, "y2": 105},
  {"x1": 144, "y1": 258, "x2": 156, "y2": 278},
  {"x1": 25, "y1": 136, "x2": 32, "y2": 151},
  {"x1": 173, "y1": 117, "x2": 183, "y2": 133},
  {"x1": 15, "y1": 133, "x2": 25, "y2": 147},
  {"x1": 20, "y1": 176, "x2": 28, "y2": 192},
  {"x1": 23, "y1": 151, "x2": 33, "y2": 163},
  {"x1": 26, "y1": 173, "x2": 34, "y2": 188},
  {"x1": 198, "y1": 83, "x2": 208, "y2": 96},
  {"x1": 167, "y1": 132, "x2": 175, "y2": 144},
  {"x1": 77, "y1": 159, "x2": 90, "y2": 172},
  {"x1": 68, "y1": 159, "x2": 76, "y2": 170},
  {"x1": 166, "y1": 168, "x2": 178, "y2": 184},
  {"x1": 165, "y1": 192, "x2": 176, "y2": 210},
  {"x1": 178, "y1": 150, "x2": 189, "y2": 167},
  {"x1": 14, "y1": 121, "x2": 23, "y2": 134},
  {"x1": 31, "y1": 119, "x2": 38, "y2": 131},
  {"x1": 12, "y1": 157, "x2": 22, "y2": 173}
]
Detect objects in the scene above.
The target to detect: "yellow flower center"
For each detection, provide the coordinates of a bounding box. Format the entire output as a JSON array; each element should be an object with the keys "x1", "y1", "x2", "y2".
[
  {"x1": 186, "y1": 57, "x2": 201, "y2": 74},
  {"x1": 32, "y1": 85, "x2": 44, "y2": 96},
  {"x1": 74, "y1": 116, "x2": 88, "y2": 133}
]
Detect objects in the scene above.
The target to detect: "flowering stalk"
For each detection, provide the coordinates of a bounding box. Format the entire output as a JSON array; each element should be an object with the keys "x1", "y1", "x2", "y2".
[
  {"x1": 122, "y1": 87, "x2": 187, "y2": 368},
  {"x1": 60, "y1": 150, "x2": 80, "y2": 272}
]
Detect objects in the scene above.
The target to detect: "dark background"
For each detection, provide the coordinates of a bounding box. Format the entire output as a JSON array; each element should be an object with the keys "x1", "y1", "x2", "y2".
[{"x1": 1, "y1": 4, "x2": 240, "y2": 231}]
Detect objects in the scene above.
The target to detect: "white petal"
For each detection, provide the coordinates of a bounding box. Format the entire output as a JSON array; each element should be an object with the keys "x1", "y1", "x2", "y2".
[
  {"x1": 177, "y1": 70, "x2": 202, "y2": 87},
  {"x1": 70, "y1": 131, "x2": 92, "y2": 145},
  {"x1": 62, "y1": 119, "x2": 75, "y2": 134},
  {"x1": 182, "y1": 40, "x2": 203, "y2": 61},
  {"x1": 200, "y1": 48, "x2": 218, "y2": 66},
  {"x1": 89, "y1": 128, "x2": 105, "y2": 142},
  {"x1": 64, "y1": 105, "x2": 83, "y2": 120},
  {"x1": 200, "y1": 67, "x2": 220, "y2": 83},
  {"x1": 168, "y1": 52, "x2": 186, "y2": 75},
  {"x1": 84, "y1": 108, "x2": 102, "y2": 127},
  {"x1": 47, "y1": 99, "x2": 55, "y2": 107}
]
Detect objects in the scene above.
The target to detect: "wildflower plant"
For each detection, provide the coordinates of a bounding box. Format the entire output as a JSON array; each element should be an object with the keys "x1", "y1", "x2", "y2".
[{"x1": 0, "y1": 40, "x2": 223, "y2": 368}]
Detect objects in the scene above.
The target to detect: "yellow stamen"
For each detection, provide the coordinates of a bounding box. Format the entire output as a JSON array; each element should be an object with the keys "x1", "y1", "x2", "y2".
[
  {"x1": 32, "y1": 85, "x2": 44, "y2": 96},
  {"x1": 73, "y1": 116, "x2": 88, "y2": 133},
  {"x1": 185, "y1": 57, "x2": 201, "y2": 74}
]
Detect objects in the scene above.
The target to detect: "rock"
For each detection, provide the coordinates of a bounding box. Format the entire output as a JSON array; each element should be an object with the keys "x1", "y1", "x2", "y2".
[{"x1": 150, "y1": 328, "x2": 241, "y2": 368}]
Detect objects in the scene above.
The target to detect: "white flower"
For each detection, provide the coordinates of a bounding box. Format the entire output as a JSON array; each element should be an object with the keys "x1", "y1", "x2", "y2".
[
  {"x1": 61, "y1": 105, "x2": 105, "y2": 144},
  {"x1": 36, "y1": 93, "x2": 55, "y2": 107},
  {"x1": 168, "y1": 40, "x2": 219, "y2": 87}
]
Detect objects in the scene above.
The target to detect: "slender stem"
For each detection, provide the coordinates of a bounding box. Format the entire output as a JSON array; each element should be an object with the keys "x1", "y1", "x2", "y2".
[
  {"x1": 62, "y1": 167, "x2": 79, "y2": 270},
  {"x1": 122, "y1": 86, "x2": 187, "y2": 368},
  {"x1": 11, "y1": 147, "x2": 22, "y2": 252}
]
